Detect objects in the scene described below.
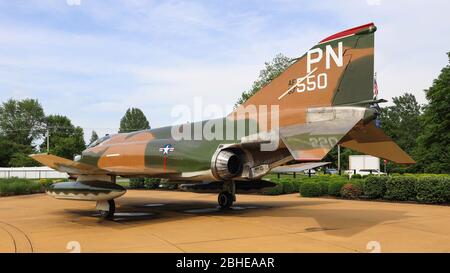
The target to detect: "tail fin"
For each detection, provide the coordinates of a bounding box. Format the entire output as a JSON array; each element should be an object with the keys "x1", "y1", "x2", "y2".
[
  {"x1": 231, "y1": 23, "x2": 414, "y2": 164},
  {"x1": 242, "y1": 23, "x2": 376, "y2": 109}
]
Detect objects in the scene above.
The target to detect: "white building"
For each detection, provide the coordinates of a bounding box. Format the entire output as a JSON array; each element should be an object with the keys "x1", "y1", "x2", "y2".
[{"x1": 0, "y1": 167, "x2": 68, "y2": 179}]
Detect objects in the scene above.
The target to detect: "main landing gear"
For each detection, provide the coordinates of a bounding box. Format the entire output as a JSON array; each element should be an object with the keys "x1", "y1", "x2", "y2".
[
  {"x1": 218, "y1": 181, "x2": 236, "y2": 209},
  {"x1": 96, "y1": 199, "x2": 115, "y2": 219}
]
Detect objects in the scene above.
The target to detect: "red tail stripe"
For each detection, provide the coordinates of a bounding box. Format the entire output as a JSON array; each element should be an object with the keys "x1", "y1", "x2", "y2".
[{"x1": 319, "y1": 23, "x2": 375, "y2": 44}]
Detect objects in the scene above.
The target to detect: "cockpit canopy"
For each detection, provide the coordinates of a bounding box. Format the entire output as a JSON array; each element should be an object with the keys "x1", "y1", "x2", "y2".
[{"x1": 87, "y1": 134, "x2": 112, "y2": 148}]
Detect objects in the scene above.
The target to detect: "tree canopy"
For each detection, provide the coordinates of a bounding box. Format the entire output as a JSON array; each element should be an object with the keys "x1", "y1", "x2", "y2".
[
  {"x1": 0, "y1": 98, "x2": 45, "y2": 146},
  {"x1": 235, "y1": 53, "x2": 292, "y2": 106},
  {"x1": 89, "y1": 130, "x2": 99, "y2": 145},
  {"x1": 119, "y1": 108, "x2": 150, "y2": 133},
  {"x1": 415, "y1": 52, "x2": 450, "y2": 173},
  {"x1": 45, "y1": 114, "x2": 86, "y2": 160},
  {"x1": 0, "y1": 98, "x2": 46, "y2": 166},
  {"x1": 379, "y1": 93, "x2": 422, "y2": 155},
  {"x1": 0, "y1": 137, "x2": 35, "y2": 167}
]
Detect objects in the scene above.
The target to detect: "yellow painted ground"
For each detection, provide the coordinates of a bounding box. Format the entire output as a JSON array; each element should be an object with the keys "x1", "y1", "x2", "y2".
[{"x1": 0, "y1": 190, "x2": 449, "y2": 253}]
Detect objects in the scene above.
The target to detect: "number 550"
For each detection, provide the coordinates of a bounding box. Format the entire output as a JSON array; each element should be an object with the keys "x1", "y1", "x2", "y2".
[{"x1": 296, "y1": 73, "x2": 327, "y2": 93}]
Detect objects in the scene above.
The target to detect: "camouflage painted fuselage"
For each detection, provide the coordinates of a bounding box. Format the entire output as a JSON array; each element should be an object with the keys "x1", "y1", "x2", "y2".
[{"x1": 79, "y1": 119, "x2": 248, "y2": 180}]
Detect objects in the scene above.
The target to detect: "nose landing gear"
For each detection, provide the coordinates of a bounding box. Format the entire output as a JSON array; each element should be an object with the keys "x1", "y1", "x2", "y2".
[
  {"x1": 218, "y1": 181, "x2": 236, "y2": 209},
  {"x1": 96, "y1": 199, "x2": 115, "y2": 219}
]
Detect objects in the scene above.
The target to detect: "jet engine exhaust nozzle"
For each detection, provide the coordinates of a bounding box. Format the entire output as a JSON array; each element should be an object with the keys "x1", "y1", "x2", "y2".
[{"x1": 214, "y1": 150, "x2": 243, "y2": 180}]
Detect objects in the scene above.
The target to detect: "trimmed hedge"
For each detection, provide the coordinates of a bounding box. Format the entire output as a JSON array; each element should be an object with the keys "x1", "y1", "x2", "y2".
[
  {"x1": 318, "y1": 181, "x2": 329, "y2": 195},
  {"x1": 280, "y1": 181, "x2": 296, "y2": 194},
  {"x1": 129, "y1": 178, "x2": 145, "y2": 189},
  {"x1": 129, "y1": 178, "x2": 162, "y2": 189},
  {"x1": 262, "y1": 183, "x2": 284, "y2": 195},
  {"x1": 0, "y1": 178, "x2": 42, "y2": 196},
  {"x1": 328, "y1": 180, "x2": 347, "y2": 197},
  {"x1": 363, "y1": 176, "x2": 388, "y2": 199},
  {"x1": 144, "y1": 178, "x2": 161, "y2": 189},
  {"x1": 384, "y1": 176, "x2": 417, "y2": 201},
  {"x1": 300, "y1": 182, "x2": 322, "y2": 197},
  {"x1": 341, "y1": 183, "x2": 363, "y2": 199},
  {"x1": 415, "y1": 176, "x2": 450, "y2": 204},
  {"x1": 291, "y1": 180, "x2": 302, "y2": 193},
  {"x1": 263, "y1": 173, "x2": 450, "y2": 205}
]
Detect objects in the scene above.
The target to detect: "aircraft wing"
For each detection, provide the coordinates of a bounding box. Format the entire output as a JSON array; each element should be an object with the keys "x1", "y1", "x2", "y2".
[
  {"x1": 271, "y1": 162, "x2": 330, "y2": 173},
  {"x1": 29, "y1": 154, "x2": 107, "y2": 175}
]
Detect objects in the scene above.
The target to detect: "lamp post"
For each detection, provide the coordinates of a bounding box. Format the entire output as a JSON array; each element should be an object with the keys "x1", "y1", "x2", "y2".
[{"x1": 337, "y1": 144, "x2": 341, "y2": 175}]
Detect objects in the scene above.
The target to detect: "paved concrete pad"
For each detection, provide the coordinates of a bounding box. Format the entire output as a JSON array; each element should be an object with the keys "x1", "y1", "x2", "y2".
[{"x1": 0, "y1": 190, "x2": 449, "y2": 253}]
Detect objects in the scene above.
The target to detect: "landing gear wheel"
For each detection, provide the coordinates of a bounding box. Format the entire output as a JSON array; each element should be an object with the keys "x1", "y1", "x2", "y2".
[
  {"x1": 98, "y1": 199, "x2": 115, "y2": 219},
  {"x1": 218, "y1": 191, "x2": 233, "y2": 209}
]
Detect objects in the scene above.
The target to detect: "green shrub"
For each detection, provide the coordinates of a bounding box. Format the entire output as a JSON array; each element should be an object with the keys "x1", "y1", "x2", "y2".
[
  {"x1": 384, "y1": 176, "x2": 417, "y2": 201},
  {"x1": 39, "y1": 178, "x2": 55, "y2": 190},
  {"x1": 352, "y1": 174, "x2": 362, "y2": 179},
  {"x1": 280, "y1": 181, "x2": 296, "y2": 194},
  {"x1": 318, "y1": 181, "x2": 329, "y2": 195},
  {"x1": 300, "y1": 182, "x2": 322, "y2": 197},
  {"x1": 0, "y1": 178, "x2": 42, "y2": 196},
  {"x1": 328, "y1": 180, "x2": 347, "y2": 197},
  {"x1": 415, "y1": 176, "x2": 450, "y2": 204},
  {"x1": 291, "y1": 180, "x2": 302, "y2": 193},
  {"x1": 444, "y1": 177, "x2": 450, "y2": 203},
  {"x1": 363, "y1": 176, "x2": 388, "y2": 199},
  {"x1": 144, "y1": 178, "x2": 161, "y2": 189},
  {"x1": 341, "y1": 183, "x2": 363, "y2": 199},
  {"x1": 129, "y1": 178, "x2": 145, "y2": 189},
  {"x1": 161, "y1": 183, "x2": 178, "y2": 190},
  {"x1": 262, "y1": 183, "x2": 283, "y2": 195}
]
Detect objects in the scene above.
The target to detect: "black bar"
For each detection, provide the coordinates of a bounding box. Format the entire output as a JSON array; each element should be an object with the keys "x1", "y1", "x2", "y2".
[{"x1": 1, "y1": 253, "x2": 445, "y2": 272}]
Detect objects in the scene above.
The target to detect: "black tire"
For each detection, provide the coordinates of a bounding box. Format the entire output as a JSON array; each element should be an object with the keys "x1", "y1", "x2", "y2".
[
  {"x1": 218, "y1": 191, "x2": 233, "y2": 209},
  {"x1": 99, "y1": 199, "x2": 115, "y2": 219}
]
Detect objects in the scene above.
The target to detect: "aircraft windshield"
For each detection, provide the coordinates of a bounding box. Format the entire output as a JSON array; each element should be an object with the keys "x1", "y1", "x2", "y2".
[{"x1": 87, "y1": 135, "x2": 111, "y2": 148}]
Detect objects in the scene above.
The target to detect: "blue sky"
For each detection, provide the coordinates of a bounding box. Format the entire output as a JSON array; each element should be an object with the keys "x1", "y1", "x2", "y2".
[{"x1": 0, "y1": 0, "x2": 449, "y2": 141}]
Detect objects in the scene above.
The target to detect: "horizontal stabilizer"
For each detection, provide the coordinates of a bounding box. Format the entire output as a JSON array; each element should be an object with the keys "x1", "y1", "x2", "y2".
[
  {"x1": 340, "y1": 121, "x2": 415, "y2": 164},
  {"x1": 280, "y1": 107, "x2": 368, "y2": 161},
  {"x1": 29, "y1": 154, "x2": 106, "y2": 174}
]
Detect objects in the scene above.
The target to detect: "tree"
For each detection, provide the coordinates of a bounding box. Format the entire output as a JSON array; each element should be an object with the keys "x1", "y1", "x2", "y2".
[
  {"x1": 235, "y1": 53, "x2": 292, "y2": 106},
  {"x1": 415, "y1": 52, "x2": 450, "y2": 173},
  {"x1": 45, "y1": 114, "x2": 86, "y2": 159},
  {"x1": 379, "y1": 93, "x2": 422, "y2": 154},
  {"x1": 119, "y1": 108, "x2": 150, "y2": 133},
  {"x1": 378, "y1": 93, "x2": 422, "y2": 173},
  {"x1": 46, "y1": 115, "x2": 74, "y2": 141},
  {"x1": 0, "y1": 136, "x2": 39, "y2": 167},
  {"x1": 0, "y1": 98, "x2": 45, "y2": 146},
  {"x1": 9, "y1": 151, "x2": 38, "y2": 167},
  {"x1": 89, "y1": 130, "x2": 99, "y2": 144},
  {"x1": 51, "y1": 127, "x2": 85, "y2": 160}
]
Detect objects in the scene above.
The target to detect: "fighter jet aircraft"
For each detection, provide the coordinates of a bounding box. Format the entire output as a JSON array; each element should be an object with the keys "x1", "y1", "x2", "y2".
[{"x1": 31, "y1": 23, "x2": 414, "y2": 219}]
